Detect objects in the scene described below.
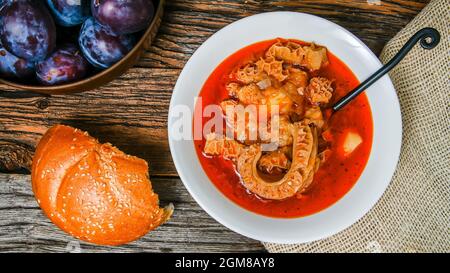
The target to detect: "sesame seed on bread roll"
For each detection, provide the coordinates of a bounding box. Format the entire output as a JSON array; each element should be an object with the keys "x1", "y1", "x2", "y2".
[{"x1": 31, "y1": 125, "x2": 173, "y2": 246}]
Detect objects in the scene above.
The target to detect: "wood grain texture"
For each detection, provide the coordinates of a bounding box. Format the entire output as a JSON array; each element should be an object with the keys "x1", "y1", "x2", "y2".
[
  {"x1": 0, "y1": 174, "x2": 265, "y2": 252},
  {"x1": 0, "y1": 0, "x2": 429, "y2": 252},
  {"x1": 0, "y1": 69, "x2": 177, "y2": 175}
]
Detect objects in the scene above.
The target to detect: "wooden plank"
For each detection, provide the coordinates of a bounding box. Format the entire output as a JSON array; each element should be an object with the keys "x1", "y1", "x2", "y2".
[
  {"x1": 0, "y1": 68, "x2": 178, "y2": 175},
  {"x1": 0, "y1": 173, "x2": 265, "y2": 252}
]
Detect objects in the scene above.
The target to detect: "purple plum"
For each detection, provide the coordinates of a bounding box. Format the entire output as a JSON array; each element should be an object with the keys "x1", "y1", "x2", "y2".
[
  {"x1": 0, "y1": 0, "x2": 56, "y2": 62},
  {"x1": 36, "y1": 44, "x2": 88, "y2": 85},
  {"x1": 46, "y1": 0, "x2": 90, "y2": 27},
  {"x1": 91, "y1": 0, "x2": 154, "y2": 35},
  {"x1": 78, "y1": 17, "x2": 135, "y2": 69},
  {"x1": 0, "y1": 40, "x2": 35, "y2": 79}
]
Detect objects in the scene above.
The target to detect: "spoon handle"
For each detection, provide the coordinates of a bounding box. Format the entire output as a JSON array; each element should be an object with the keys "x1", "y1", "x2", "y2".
[{"x1": 332, "y1": 27, "x2": 441, "y2": 112}]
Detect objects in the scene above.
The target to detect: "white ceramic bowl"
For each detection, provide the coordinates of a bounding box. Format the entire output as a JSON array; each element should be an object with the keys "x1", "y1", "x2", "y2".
[{"x1": 168, "y1": 12, "x2": 402, "y2": 244}]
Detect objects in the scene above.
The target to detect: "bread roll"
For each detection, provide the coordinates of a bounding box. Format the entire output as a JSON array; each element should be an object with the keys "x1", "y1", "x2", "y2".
[{"x1": 31, "y1": 125, "x2": 173, "y2": 246}]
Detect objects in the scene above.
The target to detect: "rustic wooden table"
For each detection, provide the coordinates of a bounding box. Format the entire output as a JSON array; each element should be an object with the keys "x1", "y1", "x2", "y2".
[{"x1": 0, "y1": 0, "x2": 429, "y2": 253}]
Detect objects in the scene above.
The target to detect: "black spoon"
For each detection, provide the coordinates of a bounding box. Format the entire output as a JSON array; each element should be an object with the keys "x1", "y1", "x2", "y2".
[{"x1": 332, "y1": 27, "x2": 441, "y2": 112}]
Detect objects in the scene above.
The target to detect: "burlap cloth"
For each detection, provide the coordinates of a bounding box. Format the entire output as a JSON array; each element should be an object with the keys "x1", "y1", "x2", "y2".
[{"x1": 263, "y1": 0, "x2": 449, "y2": 253}]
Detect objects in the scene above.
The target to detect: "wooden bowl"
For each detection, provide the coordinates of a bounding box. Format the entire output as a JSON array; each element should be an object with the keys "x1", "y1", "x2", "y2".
[{"x1": 0, "y1": 0, "x2": 164, "y2": 95}]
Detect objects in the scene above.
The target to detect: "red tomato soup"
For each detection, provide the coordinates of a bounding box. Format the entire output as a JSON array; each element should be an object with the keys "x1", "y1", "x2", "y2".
[{"x1": 193, "y1": 39, "x2": 373, "y2": 218}]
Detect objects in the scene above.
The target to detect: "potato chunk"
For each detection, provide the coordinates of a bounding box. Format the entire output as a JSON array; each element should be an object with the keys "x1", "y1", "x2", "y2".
[
  {"x1": 303, "y1": 45, "x2": 329, "y2": 71},
  {"x1": 342, "y1": 131, "x2": 362, "y2": 156}
]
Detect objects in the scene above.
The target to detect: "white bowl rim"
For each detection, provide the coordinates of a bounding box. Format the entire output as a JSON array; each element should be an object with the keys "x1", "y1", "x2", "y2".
[{"x1": 168, "y1": 11, "x2": 402, "y2": 244}]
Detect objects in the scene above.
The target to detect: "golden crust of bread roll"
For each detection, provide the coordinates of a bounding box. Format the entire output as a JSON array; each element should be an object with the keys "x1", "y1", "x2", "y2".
[{"x1": 31, "y1": 125, "x2": 173, "y2": 246}]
